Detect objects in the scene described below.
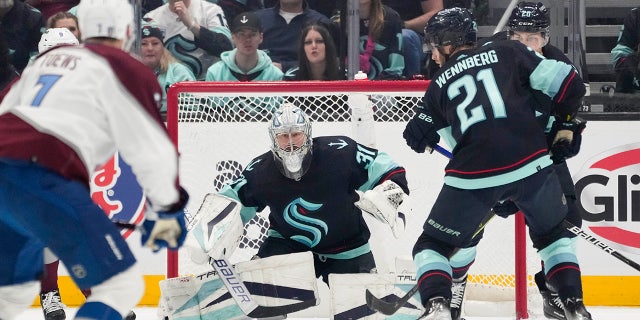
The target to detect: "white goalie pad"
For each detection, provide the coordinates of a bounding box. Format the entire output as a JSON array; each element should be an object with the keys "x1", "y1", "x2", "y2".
[
  {"x1": 329, "y1": 273, "x2": 422, "y2": 319},
  {"x1": 159, "y1": 252, "x2": 319, "y2": 320},
  {"x1": 190, "y1": 193, "x2": 244, "y2": 262}
]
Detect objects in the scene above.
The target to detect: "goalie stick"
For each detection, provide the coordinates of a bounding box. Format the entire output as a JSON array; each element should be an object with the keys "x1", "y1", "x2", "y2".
[{"x1": 200, "y1": 200, "x2": 317, "y2": 318}]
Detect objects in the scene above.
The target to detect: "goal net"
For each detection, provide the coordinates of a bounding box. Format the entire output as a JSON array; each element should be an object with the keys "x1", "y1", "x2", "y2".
[{"x1": 166, "y1": 80, "x2": 542, "y2": 319}]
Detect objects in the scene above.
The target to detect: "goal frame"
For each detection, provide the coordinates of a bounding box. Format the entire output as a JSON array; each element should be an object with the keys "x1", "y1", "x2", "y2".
[{"x1": 165, "y1": 80, "x2": 531, "y2": 319}]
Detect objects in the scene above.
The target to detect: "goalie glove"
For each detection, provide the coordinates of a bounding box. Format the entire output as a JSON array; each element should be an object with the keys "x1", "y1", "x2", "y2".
[
  {"x1": 141, "y1": 187, "x2": 189, "y2": 252},
  {"x1": 549, "y1": 117, "x2": 586, "y2": 164},
  {"x1": 355, "y1": 180, "x2": 407, "y2": 238}
]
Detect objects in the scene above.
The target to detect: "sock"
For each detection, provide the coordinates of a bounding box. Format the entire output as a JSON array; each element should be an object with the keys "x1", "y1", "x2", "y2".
[{"x1": 40, "y1": 260, "x2": 60, "y2": 293}]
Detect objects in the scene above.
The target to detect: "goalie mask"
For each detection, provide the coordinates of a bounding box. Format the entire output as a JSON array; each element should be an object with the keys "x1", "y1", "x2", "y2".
[{"x1": 269, "y1": 104, "x2": 312, "y2": 181}]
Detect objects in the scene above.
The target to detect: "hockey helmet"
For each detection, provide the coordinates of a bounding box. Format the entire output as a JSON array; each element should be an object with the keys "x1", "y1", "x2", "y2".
[
  {"x1": 38, "y1": 28, "x2": 79, "y2": 53},
  {"x1": 77, "y1": 0, "x2": 135, "y2": 51},
  {"x1": 424, "y1": 7, "x2": 477, "y2": 49},
  {"x1": 268, "y1": 103, "x2": 313, "y2": 181},
  {"x1": 507, "y1": 2, "x2": 550, "y2": 34}
]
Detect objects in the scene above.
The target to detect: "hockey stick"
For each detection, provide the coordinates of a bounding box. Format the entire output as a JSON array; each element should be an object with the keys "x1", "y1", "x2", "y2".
[
  {"x1": 365, "y1": 206, "x2": 496, "y2": 315},
  {"x1": 428, "y1": 147, "x2": 640, "y2": 272},
  {"x1": 201, "y1": 201, "x2": 317, "y2": 317},
  {"x1": 561, "y1": 220, "x2": 640, "y2": 272},
  {"x1": 209, "y1": 254, "x2": 317, "y2": 318}
]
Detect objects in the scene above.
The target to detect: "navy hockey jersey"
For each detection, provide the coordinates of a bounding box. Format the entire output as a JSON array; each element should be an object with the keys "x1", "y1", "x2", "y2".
[
  {"x1": 219, "y1": 136, "x2": 408, "y2": 256},
  {"x1": 423, "y1": 40, "x2": 585, "y2": 189}
]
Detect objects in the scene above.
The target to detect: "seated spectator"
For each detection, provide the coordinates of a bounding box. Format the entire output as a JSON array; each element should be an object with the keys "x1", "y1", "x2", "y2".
[
  {"x1": 206, "y1": 12, "x2": 283, "y2": 116},
  {"x1": 254, "y1": 0, "x2": 330, "y2": 73},
  {"x1": 140, "y1": 22, "x2": 195, "y2": 114},
  {"x1": 382, "y1": 0, "x2": 443, "y2": 78},
  {"x1": 46, "y1": 11, "x2": 80, "y2": 40},
  {"x1": 610, "y1": 7, "x2": 640, "y2": 93},
  {"x1": 206, "y1": 11, "x2": 283, "y2": 81},
  {"x1": 145, "y1": 0, "x2": 232, "y2": 80},
  {"x1": 0, "y1": 0, "x2": 44, "y2": 73},
  {"x1": 351, "y1": 0, "x2": 405, "y2": 79},
  {"x1": 284, "y1": 23, "x2": 343, "y2": 81}
]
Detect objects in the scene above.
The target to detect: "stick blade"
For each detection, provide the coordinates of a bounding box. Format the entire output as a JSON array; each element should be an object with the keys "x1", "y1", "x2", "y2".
[
  {"x1": 365, "y1": 289, "x2": 401, "y2": 315},
  {"x1": 246, "y1": 298, "x2": 318, "y2": 318}
]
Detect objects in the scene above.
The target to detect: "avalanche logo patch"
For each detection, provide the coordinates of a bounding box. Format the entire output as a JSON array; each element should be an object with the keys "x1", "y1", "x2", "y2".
[
  {"x1": 91, "y1": 153, "x2": 146, "y2": 239},
  {"x1": 573, "y1": 143, "x2": 640, "y2": 254}
]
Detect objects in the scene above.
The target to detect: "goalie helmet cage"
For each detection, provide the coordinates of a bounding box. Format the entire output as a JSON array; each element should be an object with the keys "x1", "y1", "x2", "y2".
[{"x1": 166, "y1": 80, "x2": 536, "y2": 319}]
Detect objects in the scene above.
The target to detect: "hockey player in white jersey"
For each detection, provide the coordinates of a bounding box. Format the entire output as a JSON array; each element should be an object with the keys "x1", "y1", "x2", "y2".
[{"x1": 0, "y1": 0, "x2": 189, "y2": 319}]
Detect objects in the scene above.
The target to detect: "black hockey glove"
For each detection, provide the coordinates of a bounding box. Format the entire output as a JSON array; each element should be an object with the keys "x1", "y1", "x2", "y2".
[
  {"x1": 492, "y1": 200, "x2": 519, "y2": 218},
  {"x1": 548, "y1": 117, "x2": 586, "y2": 164},
  {"x1": 403, "y1": 111, "x2": 440, "y2": 153},
  {"x1": 141, "y1": 187, "x2": 189, "y2": 252}
]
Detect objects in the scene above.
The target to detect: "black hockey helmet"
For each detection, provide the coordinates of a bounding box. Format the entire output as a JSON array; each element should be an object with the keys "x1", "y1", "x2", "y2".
[
  {"x1": 507, "y1": 2, "x2": 550, "y2": 34},
  {"x1": 424, "y1": 7, "x2": 477, "y2": 48}
]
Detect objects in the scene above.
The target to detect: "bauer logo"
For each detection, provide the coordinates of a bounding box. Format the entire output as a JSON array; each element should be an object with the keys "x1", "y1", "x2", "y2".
[
  {"x1": 90, "y1": 153, "x2": 146, "y2": 239},
  {"x1": 573, "y1": 143, "x2": 640, "y2": 254}
]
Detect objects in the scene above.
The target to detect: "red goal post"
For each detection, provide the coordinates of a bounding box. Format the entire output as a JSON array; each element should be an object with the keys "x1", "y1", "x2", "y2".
[{"x1": 166, "y1": 80, "x2": 537, "y2": 319}]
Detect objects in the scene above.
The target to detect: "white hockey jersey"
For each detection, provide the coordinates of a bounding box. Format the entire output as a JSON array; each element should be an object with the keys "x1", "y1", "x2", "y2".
[
  {"x1": 0, "y1": 44, "x2": 180, "y2": 210},
  {"x1": 145, "y1": 0, "x2": 231, "y2": 80}
]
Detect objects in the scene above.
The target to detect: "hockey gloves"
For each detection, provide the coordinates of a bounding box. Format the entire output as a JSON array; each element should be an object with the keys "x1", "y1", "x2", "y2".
[
  {"x1": 355, "y1": 180, "x2": 407, "y2": 238},
  {"x1": 403, "y1": 111, "x2": 440, "y2": 153},
  {"x1": 141, "y1": 187, "x2": 189, "y2": 252},
  {"x1": 549, "y1": 117, "x2": 586, "y2": 164}
]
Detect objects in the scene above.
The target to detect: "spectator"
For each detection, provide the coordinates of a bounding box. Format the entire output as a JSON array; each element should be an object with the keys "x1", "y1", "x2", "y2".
[
  {"x1": 46, "y1": 11, "x2": 80, "y2": 40},
  {"x1": 284, "y1": 23, "x2": 343, "y2": 81},
  {"x1": 140, "y1": 22, "x2": 195, "y2": 114},
  {"x1": 145, "y1": 0, "x2": 233, "y2": 80},
  {"x1": 205, "y1": 11, "x2": 283, "y2": 115},
  {"x1": 0, "y1": 0, "x2": 44, "y2": 73},
  {"x1": 254, "y1": 0, "x2": 330, "y2": 73},
  {"x1": 212, "y1": 0, "x2": 263, "y2": 22},
  {"x1": 352, "y1": 0, "x2": 405, "y2": 79},
  {"x1": 205, "y1": 11, "x2": 283, "y2": 81},
  {"x1": 25, "y1": 0, "x2": 78, "y2": 21},
  {"x1": 610, "y1": 7, "x2": 640, "y2": 93},
  {"x1": 381, "y1": 0, "x2": 443, "y2": 78}
]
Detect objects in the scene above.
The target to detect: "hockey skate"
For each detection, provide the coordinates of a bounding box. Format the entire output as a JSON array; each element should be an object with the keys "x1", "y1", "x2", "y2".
[
  {"x1": 124, "y1": 310, "x2": 136, "y2": 320},
  {"x1": 562, "y1": 298, "x2": 592, "y2": 320},
  {"x1": 40, "y1": 290, "x2": 66, "y2": 320},
  {"x1": 450, "y1": 275, "x2": 467, "y2": 320},
  {"x1": 540, "y1": 289, "x2": 566, "y2": 319},
  {"x1": 419, "y1": 297, "x2": 452, "y2": 320}
]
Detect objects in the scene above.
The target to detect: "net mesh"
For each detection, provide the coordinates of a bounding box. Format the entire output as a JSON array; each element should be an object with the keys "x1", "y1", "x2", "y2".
[{"x1": 168, "y1": 80, "x2": 542, "y2": 316}]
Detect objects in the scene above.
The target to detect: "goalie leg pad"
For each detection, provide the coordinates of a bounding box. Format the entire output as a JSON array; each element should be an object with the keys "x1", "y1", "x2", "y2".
[
  {"x1": 160, "y1": 252, "x2": 319, "y2": 319},
  {"x1": 191, "y1": 194, "x2": 244, "y2": 261}
]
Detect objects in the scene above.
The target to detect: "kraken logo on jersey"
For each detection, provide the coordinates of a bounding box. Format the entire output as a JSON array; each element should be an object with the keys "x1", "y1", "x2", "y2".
[
  {"x1": 283, "y1": 198, "x2": 326, "y2": 247},
  {"x1": 165, "y1": 35, "x2": 201, "y2": 78}
]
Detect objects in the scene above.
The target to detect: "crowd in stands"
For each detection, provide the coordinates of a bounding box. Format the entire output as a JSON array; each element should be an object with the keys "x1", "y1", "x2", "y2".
[{"x1": 4, "y1": 0, "x2": 638, "y2": 95}]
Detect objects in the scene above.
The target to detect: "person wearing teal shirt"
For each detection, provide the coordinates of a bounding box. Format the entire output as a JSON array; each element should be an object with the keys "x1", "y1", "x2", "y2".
[
  {"x1": 205, "y1": 11, "x2": 283, "y2": 82},
  {"x1": 140, "y1": 22, "x2": 196, "y2": 114}
]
